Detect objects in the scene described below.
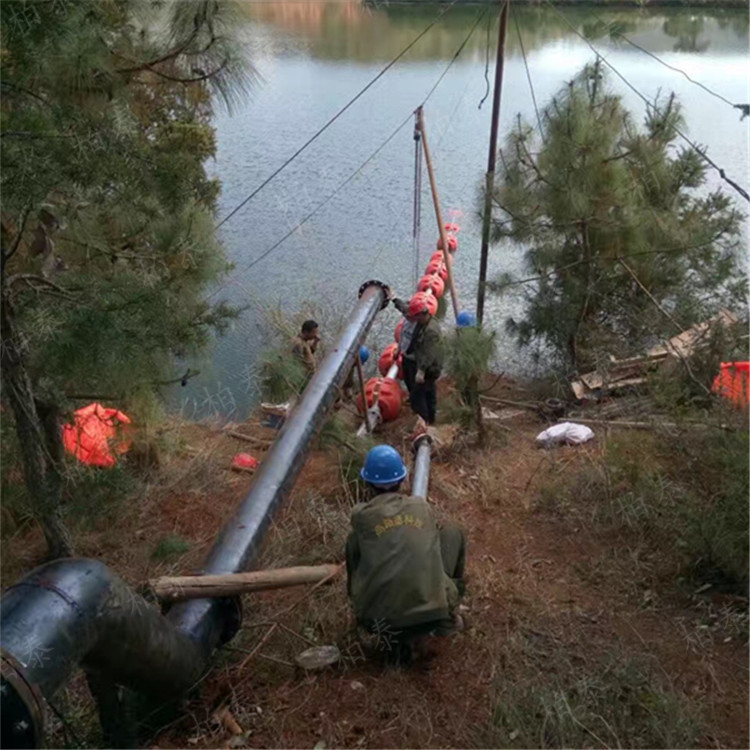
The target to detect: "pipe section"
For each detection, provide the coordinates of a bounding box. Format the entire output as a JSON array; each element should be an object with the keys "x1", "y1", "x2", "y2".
[
  {"x1": 411, "y1": 434, "x2": 433, "y2": 499},
  {"x1": 1, "y1": 558, "x2": 206, "y2": 746},
  {"x1": 0, "y1": 280, "x2": 389, "y2": 746},
  {"x1": 167, "y1": 280, "x2": 389, "y2": 649}
]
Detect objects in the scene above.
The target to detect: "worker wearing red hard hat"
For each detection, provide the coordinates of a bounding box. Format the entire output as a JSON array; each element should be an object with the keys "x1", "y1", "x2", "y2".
[{"x1": 391, "y1": 291, "x2": 444, "y2": 424}]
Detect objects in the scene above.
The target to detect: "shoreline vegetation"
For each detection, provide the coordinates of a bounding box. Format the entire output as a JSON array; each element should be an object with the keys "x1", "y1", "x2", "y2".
[{"x1": 364, "y1": 1, "x2": 749, "y2": 9}]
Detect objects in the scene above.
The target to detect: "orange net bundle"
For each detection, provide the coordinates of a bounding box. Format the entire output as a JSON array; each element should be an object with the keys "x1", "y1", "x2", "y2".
[{"x1": 62, "y1": 402, "x2": 132, "y2": 467}]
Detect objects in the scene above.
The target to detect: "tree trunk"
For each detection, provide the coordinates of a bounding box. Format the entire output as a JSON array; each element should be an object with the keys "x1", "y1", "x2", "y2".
[
  {"x1": 469, "y1": 374, "x2": 485, "y2": 448},
  {"x1": 1, "y1": 292, "x2": 74, "y2": 558}
]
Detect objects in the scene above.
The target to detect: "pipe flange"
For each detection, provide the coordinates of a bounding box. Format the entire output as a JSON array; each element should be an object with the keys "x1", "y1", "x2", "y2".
[
  {"x1": 358, "y1": 280, "x2": 390, "y2": 310},
  {"x1": 412, "y1": 433, "x2": 433, "y2": 454},
  {"x1": 1, "y1": 651, "x2": 45, "y2": 749}
]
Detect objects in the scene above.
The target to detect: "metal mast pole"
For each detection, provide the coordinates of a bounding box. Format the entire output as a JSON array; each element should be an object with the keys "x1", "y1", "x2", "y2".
[{"x1": 476, "y1": 0, "x2": 510, "y2": 325}]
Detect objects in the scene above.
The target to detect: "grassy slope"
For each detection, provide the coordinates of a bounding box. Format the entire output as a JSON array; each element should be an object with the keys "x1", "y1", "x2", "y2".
[{"x1": 1, "y1": 378, "x2": 747, "y2": 748}]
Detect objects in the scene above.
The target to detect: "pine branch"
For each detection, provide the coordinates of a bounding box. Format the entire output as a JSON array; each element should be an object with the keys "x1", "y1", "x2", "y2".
[
  {"x1": 138, "y1": 58, "x2": 228, "y2": 85},
  {"x1": 6, "y1": 274, "x2": 78, "y2": 302}
]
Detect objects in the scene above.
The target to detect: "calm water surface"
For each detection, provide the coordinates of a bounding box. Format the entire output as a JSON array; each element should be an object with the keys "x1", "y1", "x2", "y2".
[{"x1": 176, "y1": 2, "x2": 749, "y2": 419}]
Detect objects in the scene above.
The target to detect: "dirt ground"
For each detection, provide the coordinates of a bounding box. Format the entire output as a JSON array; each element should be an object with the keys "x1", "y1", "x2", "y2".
[{"x1": 2, "y1": 378, "x2": 748, "y2": 749}]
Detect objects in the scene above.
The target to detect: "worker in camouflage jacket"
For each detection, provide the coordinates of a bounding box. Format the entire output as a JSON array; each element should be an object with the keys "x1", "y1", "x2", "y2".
[
  {"x1": 392, "y1": 292, "x2": 444, "y2": 424},
  {"x1": 345, "y1": 445, "x2": 466, "y2": 663}
]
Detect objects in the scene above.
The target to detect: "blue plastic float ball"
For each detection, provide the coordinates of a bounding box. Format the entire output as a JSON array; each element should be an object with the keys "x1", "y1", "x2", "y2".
[
  {"x1": 360, "y1": 445, "x2": 407, "y2": 486},
  {"x1": 359, "y1": 345, "x2": 370, "y2": 364},
  {"x1": 456, "y1": 311, "x2": 477, "y2": 328}
]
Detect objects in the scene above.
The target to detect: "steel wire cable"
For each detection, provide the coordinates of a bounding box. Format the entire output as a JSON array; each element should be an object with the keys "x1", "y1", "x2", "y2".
[
  {"x1": 515, "y1": 14, "x2": 544, "y2": 138},
  {"x1": 214, "y1": 0, "x2": 462, "y2": 230},
  {"x1": 215, "y1": 5, "x2": 494, "y2": 289},
  {"x1": 540, "y1": 0, "x2": 750, "y2": 203},
  {"x1": 595, "y1": 14, "x2": 748, "y2": 116}
]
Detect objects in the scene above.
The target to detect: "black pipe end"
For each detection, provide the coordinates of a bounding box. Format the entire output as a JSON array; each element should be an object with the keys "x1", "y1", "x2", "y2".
[
  {"x1": 358, "y1": 280, "x2": 390, "y2": 310},
  {"x1": 1, "y1": 655, "x2": 44, "y2": 749}
]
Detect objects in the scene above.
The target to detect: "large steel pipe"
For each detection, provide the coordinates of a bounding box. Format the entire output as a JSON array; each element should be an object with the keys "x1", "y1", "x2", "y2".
[
  {"x1": 1, "y1": 559, "x2": 206, "y2": 748},
  {"x1": 0, "y1": 280, "x2": 389, "y2": 747},
  {"x1": 411, "y1": 434, "x2": 432, "y2": 499},
  {"x1": 167, "y1": 280, "x2": 389, "y2": 649}
]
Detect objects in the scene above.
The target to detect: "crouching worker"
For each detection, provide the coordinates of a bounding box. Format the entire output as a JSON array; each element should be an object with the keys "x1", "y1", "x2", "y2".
[{"x1": 345, "y1": 445, "x2": 466, "y2": 663}]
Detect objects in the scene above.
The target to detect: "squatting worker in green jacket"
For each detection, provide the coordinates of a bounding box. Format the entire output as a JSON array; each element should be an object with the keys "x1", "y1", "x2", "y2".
[
  {"x1": 345, "y1": 445, "x2": 466, "y2": 660},
  {"x1": 391, "y1": 293, "x2": 443, "y2": 424}
]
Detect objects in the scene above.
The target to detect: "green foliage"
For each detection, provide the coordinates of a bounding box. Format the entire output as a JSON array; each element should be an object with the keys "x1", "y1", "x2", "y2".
[
  {"x1": 260, "y1": 347, "x2": 309, "y2": 402},
  {"x1": 491, "y1": 62, "x2": 746, "y2": 371},
  {"x1": 0, "y1": 2, "x2": 252, "y2": 551},
  {"x1": 151, "y1": 534, "x2": 191, "y2": 561},
  {"x1": 64, "y1": 460, "x2": 137, "y2": 524},
  {"x1": 1, "y1": 0, "x2": 252, "y2": 403},
  {"x1": 446, "y1": 327, "x2": 497, "y2": 394}
]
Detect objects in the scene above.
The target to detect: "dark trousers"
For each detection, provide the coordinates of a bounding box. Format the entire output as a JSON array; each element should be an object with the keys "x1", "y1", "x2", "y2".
[{"x1": 402, "y1": 358, "x2": 437, "y2": 424}]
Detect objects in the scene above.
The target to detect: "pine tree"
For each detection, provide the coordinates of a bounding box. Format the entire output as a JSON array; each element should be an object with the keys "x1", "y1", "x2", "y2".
[
  {"x1": 491, "y1": 61, "x2": 745, "y2": 373},
  {"x1": 1, "y1": 0, "x2": 252, "y2": 556}
]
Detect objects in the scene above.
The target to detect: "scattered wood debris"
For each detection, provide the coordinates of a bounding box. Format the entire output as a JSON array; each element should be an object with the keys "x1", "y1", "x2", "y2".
[{"x1": 570, "y1": 310, "x2": 738, "y2": 400}]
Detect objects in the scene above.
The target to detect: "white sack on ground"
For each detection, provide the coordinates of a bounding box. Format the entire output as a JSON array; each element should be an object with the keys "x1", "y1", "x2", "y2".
[{"x1": 535, "y1": 422, "x2": 594, "y2": 448}]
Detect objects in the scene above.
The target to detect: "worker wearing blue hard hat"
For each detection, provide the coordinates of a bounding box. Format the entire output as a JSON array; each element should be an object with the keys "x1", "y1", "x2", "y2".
[
  {"x1": 342, "y1": 345, "x2": 371, "y2": 401},
  {"x1": 345, "y1": 444, "x2": 466, "y2": 664},
  {"x1": 456, "y1": 311, "x2": 477, "y2": 328}
]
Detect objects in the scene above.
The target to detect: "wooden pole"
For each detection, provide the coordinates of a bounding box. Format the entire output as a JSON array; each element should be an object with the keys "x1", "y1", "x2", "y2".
[
  {"x1": 416, "y1": 106, "x2": 460, "y2": 322},
  {"x1": 477, "y1": 0, "x2": 510, "y2": 325},
  {"x1": 150, "y1": 563, "x2": 342, "y2": 602},
  {"x1": 355, "y1": 350, "x2": 370, "y2": 433}
]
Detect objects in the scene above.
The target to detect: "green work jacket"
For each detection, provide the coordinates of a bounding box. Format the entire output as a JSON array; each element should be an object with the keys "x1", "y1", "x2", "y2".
[
  {"x1": 409, "y1": 318, "x2": 443, "y2": 379},
  {"x1": 345, "y1": 492, "x2": 458, "y2": 631}
]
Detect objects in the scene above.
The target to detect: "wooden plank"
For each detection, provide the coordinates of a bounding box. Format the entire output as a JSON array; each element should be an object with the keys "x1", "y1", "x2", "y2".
[{"x1": 151, "y1": 564, "x2": 342, "y2": 601}]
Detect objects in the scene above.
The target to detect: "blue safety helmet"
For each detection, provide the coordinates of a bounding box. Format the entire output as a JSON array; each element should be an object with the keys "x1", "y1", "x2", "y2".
[
  {"x1": 359, "y1": 345, "x2": 370, "y2": 364},
  {"x1": 360, "y1": 445, "x2": 407, "y2": 486},
  {"x1": 456, "y1": 311, "x2": 477, "y2": 328}
]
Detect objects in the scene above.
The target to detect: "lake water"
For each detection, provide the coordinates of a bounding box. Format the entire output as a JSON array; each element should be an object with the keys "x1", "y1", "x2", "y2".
[{"x1": 175, "y1": 1, "x2": 749, "y2": 420}]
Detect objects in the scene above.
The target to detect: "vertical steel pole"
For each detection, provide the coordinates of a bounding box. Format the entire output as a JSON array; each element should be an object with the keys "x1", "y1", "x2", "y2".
[{"x1": 477, "y1": 0, "x2": 510, "y2": 325}]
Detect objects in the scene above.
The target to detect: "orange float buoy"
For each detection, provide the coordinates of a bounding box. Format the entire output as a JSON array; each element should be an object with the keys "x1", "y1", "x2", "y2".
[
  {"x1": 394, "y1": 318, "x2": 404, "y2": 343},
  {"x1": 378, "y1": 342, "x2": 403, "y2": 378},
  {"x1": 417, "y1": 273, "x2": 445, "y2": 298},
  {"x1": 62, "y1": 402, "x2": 132, "y2": 468},
  {"x1": 445, "y1": 222, "x2": 460, "y2": 233},
  {"x1": 425, "y1": 260, "x2": 447, "y2": 281},
  {"x1": 356, "y1": 377, "x2": 403, "y2": 422},
  {"x1": 430, "y1": 250, "x2": 444, "y2": 264},
  {"x1": 409, "y1": 291, "x2": 438, "y2": 317},
  {"x1": 436, "y1": 235, "x2": 458, "y2": 253},
  {"x1": 712, "y1": 361, "x2": 749, "y2": 408}
]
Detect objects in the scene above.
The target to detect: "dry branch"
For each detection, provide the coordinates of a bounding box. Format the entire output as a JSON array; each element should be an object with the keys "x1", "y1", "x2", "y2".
[{"x1": 226, "y1": 430, "x2": 273, "y2": 446}]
